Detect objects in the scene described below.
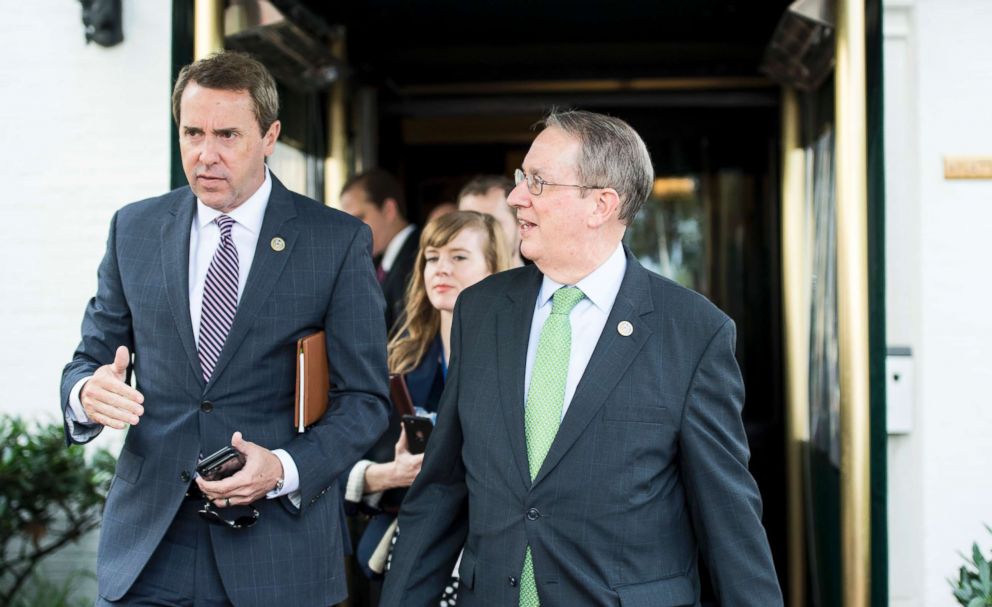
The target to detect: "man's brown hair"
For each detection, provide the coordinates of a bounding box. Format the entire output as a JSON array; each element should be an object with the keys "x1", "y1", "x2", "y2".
[
  {"x1": 457, "y1": 175, "x2": 514, "y2": 202},
  {"x1": 340, "y1": 168, "x2": 407, "y2": 218},
  {"x1": 172, "y1": 51, "x2": 279, "y2": 136}
]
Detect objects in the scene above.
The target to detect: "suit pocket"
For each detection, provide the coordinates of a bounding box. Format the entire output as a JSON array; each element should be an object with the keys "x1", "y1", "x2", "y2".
[
  {"x1": 114, "y1": 447, "x2": 143, "y2": 484},
  {"x1": 615, "y1": 575, "x2": 694, "y2": 606},
  {"x1": 457, "y1": 546, "x2": 476, "y2": 590},
  {"x1": 604, "y1": 405, "x2": 670, "y2": 424}
]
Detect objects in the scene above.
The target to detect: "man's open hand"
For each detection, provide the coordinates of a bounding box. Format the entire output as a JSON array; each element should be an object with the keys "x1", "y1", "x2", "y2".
[{"x1": 80, "y1": 346, "x2": 144, "y2": 429}]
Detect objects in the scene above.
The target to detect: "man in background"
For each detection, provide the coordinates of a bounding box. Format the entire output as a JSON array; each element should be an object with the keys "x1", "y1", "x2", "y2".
[
  {"x1": 60, "y1": 51, "x2": 389, "y2": 607},
  {"x1": 457, "y1": 174, "x2": 523, "y2": 268},
  {"x1": 341, "y1": 169, "x2": 419, "y2": 332}
]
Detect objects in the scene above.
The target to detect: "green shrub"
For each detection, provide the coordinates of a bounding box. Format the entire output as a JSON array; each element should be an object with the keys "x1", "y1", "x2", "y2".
[
  {"x1": 9, "y1": 571, "x2": 95, "y2": 607},
  {"x1": 951, "y1": 525, "x2": 992, "y2": 607},
  {"x1": 0, "y1": 415, "x2": 116, "y2": 605}
]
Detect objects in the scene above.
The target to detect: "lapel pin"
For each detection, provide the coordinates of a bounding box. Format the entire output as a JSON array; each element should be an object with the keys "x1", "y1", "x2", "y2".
[
  {"x1": 617, "y1": 320, "x2": 633, "y2": 337},
  {"x1": 270, "y1": 236, "x2": 286, "y2": 252}
]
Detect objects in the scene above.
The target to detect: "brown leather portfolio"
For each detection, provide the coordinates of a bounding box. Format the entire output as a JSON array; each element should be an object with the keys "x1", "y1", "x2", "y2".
[{"x1": 294, "y1": 331, "x2": 329, "y2": 432}]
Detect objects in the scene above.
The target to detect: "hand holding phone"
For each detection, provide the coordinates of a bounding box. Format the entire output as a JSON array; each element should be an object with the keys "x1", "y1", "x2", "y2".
[{"x1": 196, "y1": 446, "x2": 246, "y2": 482}]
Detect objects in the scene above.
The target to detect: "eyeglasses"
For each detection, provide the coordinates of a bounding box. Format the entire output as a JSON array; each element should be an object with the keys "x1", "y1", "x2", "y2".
[
  {"x1": 514, "y1": 168, "x2": 606, "y2": 197},
  {"x1": 198, "y1": 501, "x2": 260, "y2": 529}
]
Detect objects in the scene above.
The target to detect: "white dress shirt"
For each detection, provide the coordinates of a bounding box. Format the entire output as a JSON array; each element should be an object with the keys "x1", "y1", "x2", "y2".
[
  {"x1": 67, "y1": 169, "x2": 300, "y2": 501},
  {"x1": 524, "y1": 243, "x2": 627, "y2": 417}
]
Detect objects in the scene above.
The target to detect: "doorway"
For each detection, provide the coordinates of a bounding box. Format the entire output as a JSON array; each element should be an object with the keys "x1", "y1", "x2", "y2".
[
  {"x1": 188, "y1": 0, "x2": 863, "y2": 603},
  {"x1": 318, "y1": 0, "x2": 794, "y2": 600}
]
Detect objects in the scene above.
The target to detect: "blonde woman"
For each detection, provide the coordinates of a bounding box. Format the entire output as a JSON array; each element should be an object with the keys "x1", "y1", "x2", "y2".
[{"x1": 344, "y1": 211, "x2": 508, "y2": 600}]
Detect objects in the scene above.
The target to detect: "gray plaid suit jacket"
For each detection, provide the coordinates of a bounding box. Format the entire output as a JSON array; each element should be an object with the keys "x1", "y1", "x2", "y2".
[
  {"x1": 60, "y1": 175, "x2": 390, "y2": 607},
  {"x1": 380, "y1": 248, "x2": 782, "y2": 607}
]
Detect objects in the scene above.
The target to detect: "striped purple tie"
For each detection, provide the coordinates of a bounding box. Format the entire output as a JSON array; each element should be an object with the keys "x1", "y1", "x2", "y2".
[{"x1": 198, "y1": 214, "x2": 239, "y2": 382}]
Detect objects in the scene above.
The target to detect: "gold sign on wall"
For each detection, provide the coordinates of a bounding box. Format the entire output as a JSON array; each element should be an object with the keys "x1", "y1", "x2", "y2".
[{"x1": 944, "y1": 156, "x2": 992, "y2": 180}]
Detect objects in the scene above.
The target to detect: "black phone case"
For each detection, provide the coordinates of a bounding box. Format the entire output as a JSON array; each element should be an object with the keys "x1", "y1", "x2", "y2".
[
  {"x1": 196, "y1": 446, "x2": 246, "y2": 481},
  {"x1": 402, "y1": 415, "x2": 433, "y2": 455}
]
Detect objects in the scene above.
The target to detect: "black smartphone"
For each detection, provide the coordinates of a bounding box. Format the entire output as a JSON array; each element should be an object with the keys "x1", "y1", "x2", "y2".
[
  {"x1": 401, "y1": 415, "x2": 434, "y2": 455},
  {"x1": 196, "y1": 446, "x2": 246, "y2": 482}
]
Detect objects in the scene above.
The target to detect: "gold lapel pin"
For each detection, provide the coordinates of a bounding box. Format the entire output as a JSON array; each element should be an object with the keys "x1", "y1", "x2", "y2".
[
  {"x1": 617, "y1": 320, "x2": 633, "y2": 337},
  {"x1": 270, "y1": 236, "x2": 286, "y2": 252}
]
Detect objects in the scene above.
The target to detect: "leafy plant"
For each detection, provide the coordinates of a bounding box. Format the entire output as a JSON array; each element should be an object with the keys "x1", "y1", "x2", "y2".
[
  {"x1": 0, "y1": 415, "x2": 116, "y2": 605},
  {"x1": 951, "y1": 525, "x2": 992, "y2": 607},
  {"x1": 9, "y1": 570, "x2": 95, "y2": 607}
]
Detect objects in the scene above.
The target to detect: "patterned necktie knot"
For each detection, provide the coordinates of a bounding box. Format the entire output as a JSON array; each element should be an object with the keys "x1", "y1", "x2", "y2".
[
  {"x1": 216, "y1": 214, "x2": 235, "y2": 240},
  {"x1": 550, "y1": 286, "x2": 584, "y2": 316}
]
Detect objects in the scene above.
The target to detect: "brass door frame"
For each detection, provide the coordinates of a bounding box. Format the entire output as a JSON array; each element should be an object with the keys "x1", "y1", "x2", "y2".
[
  {"x1": 324, "y1": 36, "x2": 347, "y2": 208},
  {"x1": 781, "y1": 0, "x2": 872, "y2": 603},
  {"x1": 780, "y1": 86, "x2": 808, "y2": 607},
  {"x1": 194, "y1": 0, "x2": 223, "y2": 59},
  {"x1": 836, "y1": 0, "x2": 872, "y2": 604}
]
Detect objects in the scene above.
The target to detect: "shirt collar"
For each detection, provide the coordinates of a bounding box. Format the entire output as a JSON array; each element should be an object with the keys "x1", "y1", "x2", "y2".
[
  {"x1": 537, "y1": 243, "x2": 627, "y2": 312},
  {"x1": 382, "y1": 224, "x2": 416, "y2": 272},
  {"x1": 195, "y1": 167, "x2": 272, "y2": 234}
]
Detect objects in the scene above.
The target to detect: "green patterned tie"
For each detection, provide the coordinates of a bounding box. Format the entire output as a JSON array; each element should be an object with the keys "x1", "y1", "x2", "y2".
[{"x1": 519, "y1": 286, "x2": 585, "y2": 607}]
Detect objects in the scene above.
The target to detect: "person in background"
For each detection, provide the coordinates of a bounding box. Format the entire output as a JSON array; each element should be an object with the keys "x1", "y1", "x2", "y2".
[
  {"x1": 344, "y1": 211, "x2": 508, "y2": 605},
  {"x1": 341, "y1": 168, "x2": 419, "y2": 332},
  {"x1": 60, "y1": 51, "x2": 389, "y2": 607},
  {"x1": 426, "y1": 201, "x2": 457, "y2": 223},
  {"x1": 380, "y1": 110, "x2": 782, "y2": 606},
  {"x1": 457, "y1": 174, "x2": 523, "y2": 268}
]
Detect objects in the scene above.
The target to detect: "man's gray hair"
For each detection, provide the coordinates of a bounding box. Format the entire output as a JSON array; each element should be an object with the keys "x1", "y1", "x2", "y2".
[{"x1": 540, "y1": 110, "x2": 654, "y2": 224}]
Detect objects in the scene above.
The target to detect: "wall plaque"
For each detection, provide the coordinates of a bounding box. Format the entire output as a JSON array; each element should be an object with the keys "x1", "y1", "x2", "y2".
[{"x1": 944, "y1": 156, "x2": 992, "y2": 179}]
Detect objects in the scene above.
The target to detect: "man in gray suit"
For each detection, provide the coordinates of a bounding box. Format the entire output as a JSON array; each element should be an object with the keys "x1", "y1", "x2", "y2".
[
  {"x1": 60, "y1": 52, "x2": 389, "y2": 606},
  {"x1": 380, "y1": 110, "x2": 782, "y2": 606}
]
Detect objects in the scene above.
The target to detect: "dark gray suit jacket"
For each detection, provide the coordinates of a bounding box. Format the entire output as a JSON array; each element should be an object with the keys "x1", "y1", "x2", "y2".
[
  {"x1": 60, "y1": 176, "x2": 390, "y2": 607},
  {"x1": 381, "y1": 227, "x2": 419, "y2": 332},
  {"x1": 380, "y1": 249, "x2": 782, "y2": 607}
]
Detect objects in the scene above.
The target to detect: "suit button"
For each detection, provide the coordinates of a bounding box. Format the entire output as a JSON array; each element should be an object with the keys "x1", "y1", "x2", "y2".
[
  {"x1": 200, "y1": 400, "x2": 214, "y2": 413},
  {"x1": 526, "y1": 507, "x2": 541, "y2": 521},
  {"x1": 508, "y1": 576, "x2": 518, "y2": 587},
  {"x1": 180, "y1": 470, "x2": 191, "y2": 482}
]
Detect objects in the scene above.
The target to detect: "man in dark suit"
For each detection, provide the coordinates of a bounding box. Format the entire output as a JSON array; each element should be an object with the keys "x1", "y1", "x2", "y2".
[
  {"x1": 380, "y1": 110, "x2": 782, "y2": 607},
  {"x1": 60, "y1": 51, "x2": 390, "y2": 607},
  {"x1": 340, "y1": 169, "x2": 419, "y2": 332}
]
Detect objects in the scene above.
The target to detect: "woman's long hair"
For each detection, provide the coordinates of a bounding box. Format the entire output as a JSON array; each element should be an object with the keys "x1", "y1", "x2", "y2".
[{"x1": 388, "y1": 211, "x2": 510, "y2": 375}]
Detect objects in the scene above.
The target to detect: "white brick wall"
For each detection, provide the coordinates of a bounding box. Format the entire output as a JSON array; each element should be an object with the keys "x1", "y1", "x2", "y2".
[
  {"x1": 0, "y1": 0, "x2": 172, "y2": 423},
  {"x1": 886, "y1": 1, "x2": 992, "y2": 605},
  {"x1": 916, "y1": 1, "x2": 992, "y2": 605},
  {"x1": 0, "y1": 0, "x2": 171, "y2": 599}
]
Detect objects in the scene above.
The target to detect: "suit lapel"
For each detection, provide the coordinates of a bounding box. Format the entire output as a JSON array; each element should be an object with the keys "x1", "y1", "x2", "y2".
[
  {"x1": 532, "y1": 252, "x2": 655, "y2": 488},
  {"x1": 204, "y1": 177, "x2": 299, "y2": 393},
  {"x1": 161, "y1": 189, "x2": 204, "y2": 387},
  {"x1": 496, "y1": 267, "x2": 543, "y2": 490}
]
